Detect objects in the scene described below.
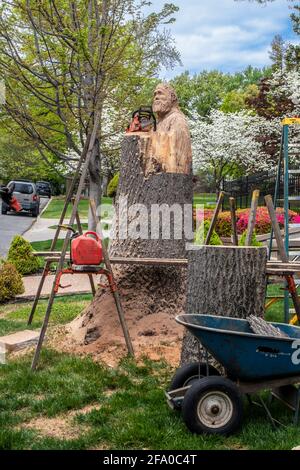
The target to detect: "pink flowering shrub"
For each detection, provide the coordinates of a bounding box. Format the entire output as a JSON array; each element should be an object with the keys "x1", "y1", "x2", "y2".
[
  {"x1": 292, "y1": 214, "x2": 300, "y2": 224},
  {"x1": 194, "y1": 206, "x2": 299, "y2": 236}
]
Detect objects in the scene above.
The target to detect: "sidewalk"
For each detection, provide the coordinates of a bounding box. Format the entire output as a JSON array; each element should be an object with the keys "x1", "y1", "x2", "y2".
[
  {"x1": 23, "y1": 217, "x2": 90, "y2": 242},
  {"x1": 23, "y1": 217, "x2": 110, "y2": 242},
  {"x1": 20, "y1": 272, "x2": 100, "y2": 298}
]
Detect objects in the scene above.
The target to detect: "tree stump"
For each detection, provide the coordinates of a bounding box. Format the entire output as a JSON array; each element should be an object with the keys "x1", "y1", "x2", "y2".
[
  {"x1": 110, "y1": 133, "x2": 193, "y2": 259},
  {"x1": 180, "y1": 245, "x2": 267, "y2": 366},
  {"x1": 68, "y1": 82, "x2": 195, "y2": 364},
  {"x1": 69, "y1": 132, "x2": 193, "y2": 363}
]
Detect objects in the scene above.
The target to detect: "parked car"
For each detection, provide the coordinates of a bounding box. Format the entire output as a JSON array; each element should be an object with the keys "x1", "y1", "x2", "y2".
[
  {"x1": 36, "y1": 181, "x2": 52, "y2": 198},
  {"x1": 1, "y1": 180, "x2": 40, "y2": 217}
]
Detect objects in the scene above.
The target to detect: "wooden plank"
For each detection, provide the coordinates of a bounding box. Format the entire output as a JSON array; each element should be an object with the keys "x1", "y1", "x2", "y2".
[
  {"x1": 110, "y1": 257, "x2": 188, "y2": 266},
  {"x1": 271, "y1": 240, "x2": 300, "y2": 249},
  {"x1": 258, "y1": 227, "x2": 300, "y2": 242},
  {"x1": 245, "y1": 189, "x2": 260, "y2": 246},
  {"x1": 32, "y1": 254, "x2": 300, "y2": 272},
  {"x1": 266, "y1": 269, "x2": 300, "y2": 275},
  {"x1": 265, "y1": 195, "x2": 289, "y2": 263},
  {"x1": 239, "y1": 374, "x2": 300, "y2": 394},
  {"x1": 205, "y1": 191, "x2": 224, "y2": 245},
  {"x1": 268, "y1": 264, "x2": 300, "y2": 269},
  {"x1": 0, "y1": 330, "x2": 40, "y2": 352},
  {"x1": 33, "y1": 252, "x2": 63, "y2": 257},
  {"x1": 229, "y1": 197, "x2": 238, "y2": 246},
  {"x1": 34, "y1": 253, "x2": 188, "y2": 265}
]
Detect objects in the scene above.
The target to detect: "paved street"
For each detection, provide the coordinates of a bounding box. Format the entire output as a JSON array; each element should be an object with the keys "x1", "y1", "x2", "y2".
[{"x1": 0, "y1": 198, "x2": 49, "y2": 257}]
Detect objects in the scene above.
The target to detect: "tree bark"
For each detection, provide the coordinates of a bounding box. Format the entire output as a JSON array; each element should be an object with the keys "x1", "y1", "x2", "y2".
[
  {"x1": 88, "y1": 137, "x2": 102, "y2": 231},
  {"x1": 109, "y1": 134, "x2": 193, "y2": 259},
  {"x1": 70, "y1": 133, "x2": 193, "y2": 356},
  {"x1": 180, "y1": 245, "x2": 267, "y2": 366}
]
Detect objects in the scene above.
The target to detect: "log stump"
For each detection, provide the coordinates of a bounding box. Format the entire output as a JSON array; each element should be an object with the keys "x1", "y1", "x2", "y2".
[
  {"x1": 69, "y1": 132, "x2": 193, "y2": 362},
  {"x1": 180, "y1": 245, "x2": 268, "y2": 366},
  {"x1": 110, "y1": 133, "x2": 193, "y2": 259}
]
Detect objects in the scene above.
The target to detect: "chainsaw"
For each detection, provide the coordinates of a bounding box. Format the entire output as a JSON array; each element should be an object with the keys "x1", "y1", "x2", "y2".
[{"x1": 126, "y1": 106, "x2": 156, "y2": 133}]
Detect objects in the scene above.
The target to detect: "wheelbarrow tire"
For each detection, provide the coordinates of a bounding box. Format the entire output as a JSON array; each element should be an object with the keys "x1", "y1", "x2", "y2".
[
  {"x1": 182, "y1": 377, "x2": 243, "y2": 436},
  {"x1": 169, "y1": 362, "x2": 220, "y2": 391}
]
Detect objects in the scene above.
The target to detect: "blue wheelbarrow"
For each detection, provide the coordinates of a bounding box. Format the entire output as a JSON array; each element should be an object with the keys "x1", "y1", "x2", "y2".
[{"x1": 166, "y1": 314, "x2": 300, "y2": 436}]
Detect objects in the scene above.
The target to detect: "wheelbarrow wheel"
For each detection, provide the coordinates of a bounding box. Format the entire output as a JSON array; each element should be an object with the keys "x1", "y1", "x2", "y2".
[
  {"x1": 169, "y1": 362, "x2": 220, "y2": 391},
  {"x1": 182, "y1": 377, "x2": 243, "y2": 436}
]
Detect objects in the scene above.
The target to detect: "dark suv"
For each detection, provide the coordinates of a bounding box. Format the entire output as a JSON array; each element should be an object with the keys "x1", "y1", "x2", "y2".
[
  {"x1": 1, "y1": 180, "x2": 40, "y2": 217},
  {"x1": 36, "y1": 181, "x2": 52, "y2": 198}
]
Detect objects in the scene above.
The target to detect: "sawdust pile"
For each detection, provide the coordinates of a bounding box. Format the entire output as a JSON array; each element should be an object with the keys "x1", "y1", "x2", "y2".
[
  {"x1": 60, "y1": 266, "x2": 187, "y2": 367},
  {"x1": 19, "y1": 403, "x2": 103, "y2": 440}
]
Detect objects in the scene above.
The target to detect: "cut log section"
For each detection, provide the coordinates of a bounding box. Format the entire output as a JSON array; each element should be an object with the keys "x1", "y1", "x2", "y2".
[
  {"x1": 70, "y1": 132, "x2": 194, "y2": 353},
  {"x1": 109, "y1": 134, "x2": 194, "y2": 259},
  {"x1": 180, "y1": 245, "x2": 268, "y2": 366}
]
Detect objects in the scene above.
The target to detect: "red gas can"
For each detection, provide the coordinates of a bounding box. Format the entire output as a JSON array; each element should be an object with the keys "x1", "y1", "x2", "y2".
[{"x1": 71, "y1": 231, "x2": 103, "y2": 266}]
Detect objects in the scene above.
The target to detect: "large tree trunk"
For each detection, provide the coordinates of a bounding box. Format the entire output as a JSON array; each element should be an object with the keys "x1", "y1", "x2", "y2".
[
  {"x1": 69, "y1": 132, "x2": 193, "y2": 364},
  {"x1": 88, "y1": 138, "x2": 102, "y2": 231},
  {"x1": 180, "y1": 245, "x2": 267, "y2": 366},
  {"x1": 110, "y1": 134, "x2": 193, "y2": 259}
]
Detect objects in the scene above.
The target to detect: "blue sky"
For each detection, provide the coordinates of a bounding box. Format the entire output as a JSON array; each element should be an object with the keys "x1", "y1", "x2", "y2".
[{"x1": 149, "y1": 0, "x2": 299, "y2": 77}]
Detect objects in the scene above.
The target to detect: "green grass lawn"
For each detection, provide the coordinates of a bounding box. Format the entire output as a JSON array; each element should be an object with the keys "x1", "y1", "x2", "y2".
[
  {"x1": 193, "y1": 193, "x2": 216, "y2": 209},
  {"x1": 0, "y1": 286, "x2": 299, "y2": 450},
  {"x1": 41, "y1": 197, "x2": 112, "y2": 219},
  {"x1": 31, "y1": 239, "x2": 65, "y2": 253},
  {"x1": 2, "y1": 349, "x2": 300, "y2": 451},
  {"x1": 43, "y1": 194, "x2": 217, "y2": 220},
  {"x1": 0, "y1": 294, "x2": 92, "y2": 337}
]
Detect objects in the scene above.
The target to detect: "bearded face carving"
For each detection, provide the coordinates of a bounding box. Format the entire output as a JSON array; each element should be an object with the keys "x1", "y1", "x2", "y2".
[{"x1": 152, "y1": 84, "x2": 177, "y2": 117}]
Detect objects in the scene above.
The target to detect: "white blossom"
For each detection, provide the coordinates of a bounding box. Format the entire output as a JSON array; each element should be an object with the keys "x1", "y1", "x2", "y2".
[
  {"x1": 190, "y1": 109, "x2": 279, "y2": 189},
  {"x1": 269, "y1": 70, "x2": 300, "y2": 115}
]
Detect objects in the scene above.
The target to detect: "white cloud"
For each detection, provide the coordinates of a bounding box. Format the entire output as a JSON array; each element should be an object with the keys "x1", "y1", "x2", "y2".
[{"x1": 147, "y1": 0, "x2": 299, "y2": 76}]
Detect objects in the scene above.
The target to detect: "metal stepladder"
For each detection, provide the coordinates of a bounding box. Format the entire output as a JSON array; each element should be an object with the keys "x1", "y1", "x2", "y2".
[
  {"x1": 28, "y1": 112, "x2": 134, "y2": 370},
  {"x1": 269, "y1": 117, "x2": 300, "y2": 323}
]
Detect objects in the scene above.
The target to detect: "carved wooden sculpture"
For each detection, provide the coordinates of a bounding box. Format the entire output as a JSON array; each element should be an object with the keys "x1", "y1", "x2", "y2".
[{"x1": 70, "y1": 84, "x2": 193, "y2": 359}]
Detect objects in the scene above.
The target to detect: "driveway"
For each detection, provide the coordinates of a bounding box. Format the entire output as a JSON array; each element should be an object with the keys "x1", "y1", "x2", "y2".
[{"x1": 0, "y1": 197, "x2": 49, "y2": 258}]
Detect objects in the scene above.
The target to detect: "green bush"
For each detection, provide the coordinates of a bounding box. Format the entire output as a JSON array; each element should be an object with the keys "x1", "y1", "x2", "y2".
[
  {"x1": 215, "y1": 211, "x2": 232, "y2": 237},
  {"x1": 107, "y1": 173, "x2": 119, "y2": 199},
  {"x1": 7, "y1": 235, "x2": 41, "y2": 275},
  {"x1": 195, "y1": 220, "x2": 223, "y2": 246},
  {"x1": 238, "y1": 230, "x2": 262, "y2": 247},
  {"x1": 0, "y1": 261, "x2": 24, "y2": 302}
]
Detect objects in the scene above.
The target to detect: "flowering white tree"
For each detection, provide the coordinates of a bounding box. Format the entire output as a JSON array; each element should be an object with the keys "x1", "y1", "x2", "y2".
[
  {"x1": 190, "y1": 109, "x2": 280, "y2": 194},
  {"x1": 268, "y1": 70, "x2": 300, "y2": 115},
  {"x1": 267, "y1": 70, "x2": 300, "y2": 163}
]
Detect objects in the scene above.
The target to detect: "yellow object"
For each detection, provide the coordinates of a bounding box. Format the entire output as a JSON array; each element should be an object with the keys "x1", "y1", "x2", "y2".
[
  {"x1": 281, "y1": 117, "x2": 300, "y2": 126},
  {"x1": 290, "y1": 314, "x2": 298, "y2": 325}
]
